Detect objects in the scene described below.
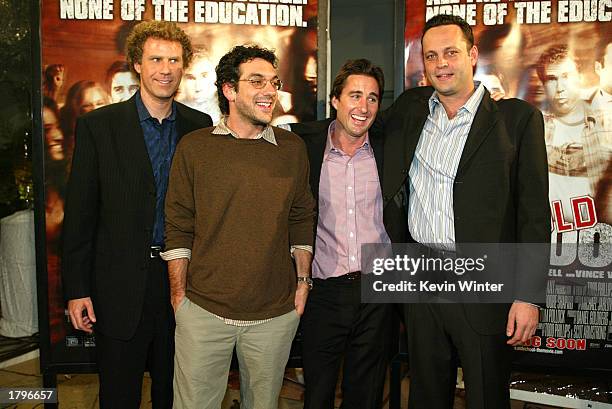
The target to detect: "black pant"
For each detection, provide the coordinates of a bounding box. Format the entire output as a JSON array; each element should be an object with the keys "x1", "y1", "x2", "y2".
[
  {"x1": 96, "y1": 258, "x2": 175, "y2": 409},
  {"x1": 301, "y1": 276, "x2": 391, "y2": 409},
  {"x1": 404, "y1": 303, "x2": 512, "y2": 409}
]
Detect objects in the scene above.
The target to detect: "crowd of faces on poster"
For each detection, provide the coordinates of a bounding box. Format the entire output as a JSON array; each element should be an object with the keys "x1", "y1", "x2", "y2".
[
  {"x1": 40, "y1": 0, "x2": 318, "y2": 363},
  {"x1": 40, "y1": 0, "x2": 612, "y2": 372}
]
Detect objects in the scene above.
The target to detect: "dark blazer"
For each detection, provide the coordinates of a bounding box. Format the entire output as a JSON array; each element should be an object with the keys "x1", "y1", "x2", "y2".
[
  {"x1": 290, "y1": 119, "x2": 384, "y2": 201},
  {"x1": 62, "y1": 95, "x2": 212, "y2": 340},
  {"x1": 380, "y1": 86, "x2": 551, "y2": 333}
]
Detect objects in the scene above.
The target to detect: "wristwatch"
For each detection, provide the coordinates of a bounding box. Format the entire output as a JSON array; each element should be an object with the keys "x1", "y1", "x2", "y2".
[{"x1": 297, "y1": 276, "x2": 313, "y2": 290}]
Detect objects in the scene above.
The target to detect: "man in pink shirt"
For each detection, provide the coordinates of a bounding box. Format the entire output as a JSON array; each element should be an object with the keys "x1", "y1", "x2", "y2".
[{"x1": 291, "y1": 59, "x2": 391, "y2": 409}]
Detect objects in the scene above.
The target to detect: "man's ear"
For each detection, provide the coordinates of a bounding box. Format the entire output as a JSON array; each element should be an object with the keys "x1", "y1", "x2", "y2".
[
  {"x1": 134, "y1": 62, "x2": 142, "y2": 75},
  {"x1": 595, "y1": 61, "x2": 603, "y2": 76},
  {"x1": 331, "y1": 96, "x2": 339, "y2": 111},
  {"x1": 470, "y1": 45, "x2": 479, "y2": 67},
  {"x1": 222, "y1": 82, "x2": 236, "y2": 102}
]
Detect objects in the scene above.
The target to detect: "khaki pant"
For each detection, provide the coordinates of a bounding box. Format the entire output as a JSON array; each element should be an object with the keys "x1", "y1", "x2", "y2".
[{"x1": 173, "y1": 297, "x2": 299, "y2": 409}]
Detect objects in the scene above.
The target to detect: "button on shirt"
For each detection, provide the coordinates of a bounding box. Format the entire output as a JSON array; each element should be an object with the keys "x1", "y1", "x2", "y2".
[
  {"x1": 136, "y1": 91, "x2": 178, "y2": 247},
  {"x1": 313, "y1": 121, "x2": 391, "y2": 279},
  {"x1": 408, "y1": 83, "x2": 485, "y2": 250}
]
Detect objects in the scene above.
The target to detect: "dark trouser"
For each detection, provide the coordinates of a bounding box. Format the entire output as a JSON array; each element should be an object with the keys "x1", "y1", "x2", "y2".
[
  {"x1": 404, "y1": 303, "x2": 512, "y2": 409},
  {"x1": 96, "y1": 258, "x2": 175, "y2": 409},
  {"x1": 302, "y1": 276, "x2": 391, "y2": 409}
]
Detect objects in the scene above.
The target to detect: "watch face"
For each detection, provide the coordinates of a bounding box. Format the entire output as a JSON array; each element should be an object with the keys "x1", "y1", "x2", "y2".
[{"x1": 298, "y1": 277, "x2": 313, "y2": 289}]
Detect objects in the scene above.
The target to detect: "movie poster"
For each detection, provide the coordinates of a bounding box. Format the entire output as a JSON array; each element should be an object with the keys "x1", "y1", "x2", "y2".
[
  {"x1": 404, "y1": 0, "x2": 611, "y2": 369},
  {"x1": 40, "y1": 0, "x2": 319, "y2": 366}
]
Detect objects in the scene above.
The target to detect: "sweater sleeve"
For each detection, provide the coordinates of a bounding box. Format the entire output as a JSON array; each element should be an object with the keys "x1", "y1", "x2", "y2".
[
  {"x1": 164, "y1": 138, "x2": 196, "y2": 251},
  {"x1": 288, "y1": 140, "x2": 316, "y2": 247}
]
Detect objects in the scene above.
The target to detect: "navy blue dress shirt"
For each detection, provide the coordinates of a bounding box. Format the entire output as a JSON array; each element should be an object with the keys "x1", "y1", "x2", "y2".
[{"x1": 135, "y1": 91, "x2": 178, "y2": 247}]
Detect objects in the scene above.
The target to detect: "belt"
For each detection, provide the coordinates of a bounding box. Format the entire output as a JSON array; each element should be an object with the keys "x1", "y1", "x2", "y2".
[
  {"x1": 150, "y1": 246, "x2": 162, "y2": 258},
  {"x1": 419, "y1": 244, "x2": 456, "y2": 260},
  {"x1": 330, "y1": 271, "x2": 361, "y2": 281}
]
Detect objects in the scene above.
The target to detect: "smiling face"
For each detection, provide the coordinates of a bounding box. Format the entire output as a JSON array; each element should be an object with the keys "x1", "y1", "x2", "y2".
[
  {"x1": 110, "y1": 71, "x2": 139, "y2": 103},
  {"x1": 79, "y1": 86, "x2": 109, "y2": 115},
  {"x1": 183, "y1": 56, "x2": 217, "y2": 104},
  {"x1": 134, "y1": 37, "x2": 184, "y2": 104},
  {"x1": 226, "y1": 58, "x2": 278, "y2": 128},
  {"x1": 422, "y1": 24, "x2": 478, "y2": 101},
  {"x1": 43, "y1": 106, "x2": 64, "y2": 161},
  {"x1": 542, "y1": 57, "x2": 581, "y2": 116},
  {"x1": 332, "y1": 74, "x2": 380, "y2": 141}
]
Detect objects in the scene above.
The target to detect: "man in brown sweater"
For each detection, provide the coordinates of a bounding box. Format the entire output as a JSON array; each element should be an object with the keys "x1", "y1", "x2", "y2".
[{"x1": 163, "y1": 45, "x2": 315, "y2": 409}]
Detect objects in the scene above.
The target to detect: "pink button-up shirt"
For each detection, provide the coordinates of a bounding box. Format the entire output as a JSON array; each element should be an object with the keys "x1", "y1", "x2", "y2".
[{"x1": 312, "y1": 121, "x2": 391, "y2": 279}]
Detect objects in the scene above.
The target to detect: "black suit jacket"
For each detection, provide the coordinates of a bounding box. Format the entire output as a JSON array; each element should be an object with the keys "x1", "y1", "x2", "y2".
[
  {"x1": 380, "y1": 86, "x2": 550, "y2": 334},
  {"x1": 62, "y1": 95, "x2": 212, "y2": 340},
  {"x1": 290, "y1": 119, "x2": 384, "y2": 202}
]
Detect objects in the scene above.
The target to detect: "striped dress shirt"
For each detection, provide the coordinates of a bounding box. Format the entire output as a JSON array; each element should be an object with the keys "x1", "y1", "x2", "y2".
[
  {"x1": 312, "y1": 121, "x2": 391, "y2": 279},
  {"x1": 408, "y1": 83, "x2": 485, "y2": 250}
]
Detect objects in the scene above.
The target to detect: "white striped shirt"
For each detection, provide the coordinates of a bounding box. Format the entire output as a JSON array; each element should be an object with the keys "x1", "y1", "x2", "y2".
[{"x1": 408, "y1": 83, "x2": 485, "y2": 250}]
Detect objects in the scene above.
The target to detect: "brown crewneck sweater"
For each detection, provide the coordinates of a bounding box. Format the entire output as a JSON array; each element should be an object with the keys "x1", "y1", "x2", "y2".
[{"x1": 165, "y1": 126, "x2": 315, "y2": 320}]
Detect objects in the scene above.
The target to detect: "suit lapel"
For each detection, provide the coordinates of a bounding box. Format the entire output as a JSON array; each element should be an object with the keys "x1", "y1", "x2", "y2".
[
  {"x1": 370, "y1": 129, "x2": 384, "y2": 183},
  {"x1": 175, "y1": 103, "x2": 199, "y2": 139},
  {"x1": 307, "y1": 125, "x2": 328, "y2": 200},
  {"x1": 116, "y1": 98, "x2": 156, "y2": 189},
  {"x1": 457, "y1": 91, "x2": 498, "y2": 174},
  {"x1": 404, "y1": 101, "x2": 429, "y2": 174},
  {"x1": 382, "y1": 94, "x2": 429, "y2": 200},
  {"x1": 175, "y1": 105, "x2": 188, "y2": 140}
]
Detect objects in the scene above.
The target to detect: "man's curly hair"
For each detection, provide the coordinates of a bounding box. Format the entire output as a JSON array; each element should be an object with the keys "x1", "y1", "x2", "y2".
[
  {"x1": 215, "y1": 45, "x2": 278, "y2": 115},
  {"x1": 125, "y1": 21, "x2": 193, "y2": 78},
  {"x1": 536, "y1": 44, "x2": 570, "y2": 83}
]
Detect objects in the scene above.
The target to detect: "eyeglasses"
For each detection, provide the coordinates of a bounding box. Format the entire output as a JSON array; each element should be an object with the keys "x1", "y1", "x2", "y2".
[{"x1": 238, "y1": 77, "x2": 283, "y2": 90}]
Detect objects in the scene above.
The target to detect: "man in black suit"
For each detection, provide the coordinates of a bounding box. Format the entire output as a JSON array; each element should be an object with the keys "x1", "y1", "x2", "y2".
[
  {"x1": 380, "y1": 15, "x2": 550, "y2": 409},
  {"x1": 291, "y1": 59, "x2": 391, "y2": 409},
  {"x1": 62, "y1": 21, "x2": 212, "y2": 408}
]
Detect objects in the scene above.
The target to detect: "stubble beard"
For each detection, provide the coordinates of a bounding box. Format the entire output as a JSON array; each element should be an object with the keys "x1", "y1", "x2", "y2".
[{"x1": 237, "y1": 99, "x2": 274, "y2": 128}]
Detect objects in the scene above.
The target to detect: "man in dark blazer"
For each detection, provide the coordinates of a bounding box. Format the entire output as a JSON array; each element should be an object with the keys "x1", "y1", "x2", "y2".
[
  {"x1": 62, "y1": 21, "x2": 212, "y2": 408},
  {"x1": 380, "y1": 15, "x2": 550, "y2": 409},
  {"x1": 291, "y1": 59, "x2": 391, "y2": 409}
]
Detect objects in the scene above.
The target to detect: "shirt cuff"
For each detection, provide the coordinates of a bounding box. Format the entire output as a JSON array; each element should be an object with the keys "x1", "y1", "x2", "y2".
[
  {"x1": 160, "y1": 248, "x2": 191, "y2": 261},
  {"x1": 514, "y1": 300, "x2": 541, "y2": 309},
  {"x1": 290, "y1": 245, "x2": 313, "y2": 257}
]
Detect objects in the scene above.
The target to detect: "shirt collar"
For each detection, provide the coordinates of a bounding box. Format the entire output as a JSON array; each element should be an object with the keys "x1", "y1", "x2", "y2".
[
  {"x1": 324, "y1": 119, "x2": 372, "y2": 159},
  {"x1": 135, "y1": 91, "x2": 177, "y2": 123},
  {"x1": 212, "y1": 116, "x2": 277, "y2": 146},
  {"x1": 428, "y1": 81, "x2": 485, "y2": 116}
]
